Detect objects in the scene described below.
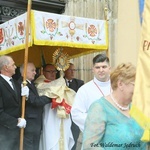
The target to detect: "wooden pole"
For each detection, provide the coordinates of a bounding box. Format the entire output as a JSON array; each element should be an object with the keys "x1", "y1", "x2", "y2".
[
  {"x1": 20, "y1": 0, "x2": 32, "y2": 150},
  {"x1": 104, "y1": 0, "x2": 109, "y2": 58}
]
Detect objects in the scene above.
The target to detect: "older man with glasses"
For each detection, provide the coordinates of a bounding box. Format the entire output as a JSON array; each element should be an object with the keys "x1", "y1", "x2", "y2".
[
  {"x1": 35, "y1": 63, "x2": 75, "y2": 150},
  {"x1": 35, "y1": 64, "x2": 58, "y2": 84}
]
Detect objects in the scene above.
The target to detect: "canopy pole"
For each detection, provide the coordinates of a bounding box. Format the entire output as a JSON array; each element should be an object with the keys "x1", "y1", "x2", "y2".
[
  {"x1": 104, "y1": 0, "x2": 109, "y2": 58},
  {"x1": 20, "y1": 0, "x2": 32, "y2": 150}
]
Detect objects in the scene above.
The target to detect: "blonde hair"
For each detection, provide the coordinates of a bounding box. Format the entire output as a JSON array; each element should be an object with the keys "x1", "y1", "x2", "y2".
[{"x1": 110, "y1": 63, "x2": 136, "y2": 90}]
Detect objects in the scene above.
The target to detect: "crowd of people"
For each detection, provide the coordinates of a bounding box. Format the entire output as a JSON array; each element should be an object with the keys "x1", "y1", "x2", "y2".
[
  {"x1": 82, "y1": 63, "x2": 147, "y2": 150},
  {"x1": 0, "y1": 54, "x2": 148, "y2": 150}
]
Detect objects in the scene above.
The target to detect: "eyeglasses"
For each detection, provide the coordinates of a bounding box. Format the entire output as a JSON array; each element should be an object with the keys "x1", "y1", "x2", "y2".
[{"x1": 44, "y1": 70, "x2": 58, "y2": 74}]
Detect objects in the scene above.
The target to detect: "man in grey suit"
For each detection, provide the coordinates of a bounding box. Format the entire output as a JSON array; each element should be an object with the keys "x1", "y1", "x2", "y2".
[
  {"x1": 64, "y1": 63, "x2": 84, "y2": 150},
  {"x1": 19, "y1": 62, "x2": 52, "y2": 150},
  {"x1": 0, "y1": 55, "x2": 26, "y2": 150}
]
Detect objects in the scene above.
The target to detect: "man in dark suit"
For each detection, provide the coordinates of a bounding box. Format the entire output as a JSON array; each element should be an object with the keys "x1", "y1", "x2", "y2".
[
  {"x1": 64, "y1": 63, "x2": 84, "y2": 150},
  {"x1": 0, "y1": 55, "x2": 26, "y2": 150},
  {"x1": 19, "y1": 62, "x2": 52, "y2": 150}
]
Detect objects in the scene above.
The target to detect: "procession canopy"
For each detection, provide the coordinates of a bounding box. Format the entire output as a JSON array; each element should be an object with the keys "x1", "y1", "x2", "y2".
[{"x1": 0, "y1": 10, "x2": 108, "y2": 67}]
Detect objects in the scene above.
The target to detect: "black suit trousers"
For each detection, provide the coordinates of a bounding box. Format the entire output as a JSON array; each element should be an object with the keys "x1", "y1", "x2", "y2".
[{"x1": 24, "y1": 132, "x2": 40, "y2": 150}]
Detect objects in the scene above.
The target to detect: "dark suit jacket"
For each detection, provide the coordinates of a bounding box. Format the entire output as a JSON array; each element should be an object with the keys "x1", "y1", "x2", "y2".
[
  {"x1": 66, "y1": 78, "x2": 84, "y2": 92},
  {"x1": 18, "y1": 78, "x2": 52, "y2": 150},
  {"x1": 25, "y1": 81, "x2": 51, "y2": 134},
  {"x1": 65, "y1": 77, "x2": 84, "y2": 150},
  {"x1": 0, "y1": 76, "x2": 21, "y2": 150},
  {"x1": 18, "y1": 78, "x2": 51, "y2": 135}
]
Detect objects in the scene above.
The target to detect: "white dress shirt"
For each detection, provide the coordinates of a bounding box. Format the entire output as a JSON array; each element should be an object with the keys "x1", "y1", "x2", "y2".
[{"x1": 0, "y1": 74, "x2": 14, "y2": 89}]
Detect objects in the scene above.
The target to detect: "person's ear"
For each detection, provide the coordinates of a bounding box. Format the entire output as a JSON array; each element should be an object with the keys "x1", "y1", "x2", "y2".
[
  {"x1": 3, "y1": 65, "x2": 8, "y2": 71},
  {"x1": 118, "y1": 80, "x2": 124, "y2": 91}
]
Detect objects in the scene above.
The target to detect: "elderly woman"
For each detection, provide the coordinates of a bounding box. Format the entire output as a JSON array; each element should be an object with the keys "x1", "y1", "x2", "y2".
[{"x1": 82, "y1": 63, "x2": 147, "y2": 150}]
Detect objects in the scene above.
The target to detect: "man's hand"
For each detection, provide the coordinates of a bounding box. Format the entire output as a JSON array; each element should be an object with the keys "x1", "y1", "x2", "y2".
[
  {"x1": 17, "y1": 118, "x2": 26, "y2": 128},
  {"x1": 21, "y1": 85, "x2": 29, "y2": 98}
]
